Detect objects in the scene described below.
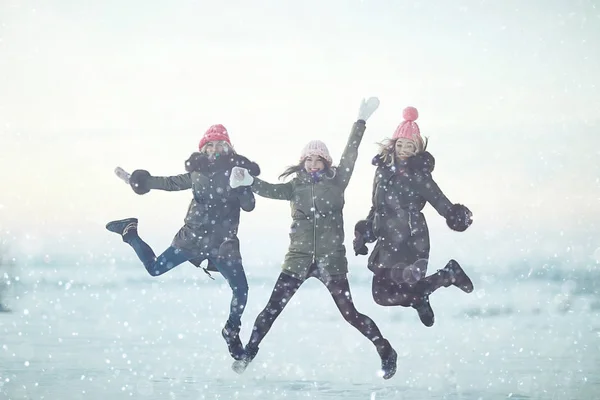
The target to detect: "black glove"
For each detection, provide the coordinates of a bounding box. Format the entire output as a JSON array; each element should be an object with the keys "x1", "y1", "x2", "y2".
[
  {"x1": 353, "y1": 232, "x2": 369, "y2": 256},
  {"x1": 232, "y1": 186, "x2": 256, "y2": 212},
  {"x1": 129, "y1": 169, "x2": 151, "y2": 195},
  {"x1": 353, "y1": 219, "x2": 375, "y2": 256},
  {"x1": 354, "y1": 219, "x2": 375, "y2": 243},
  {"x1": 445, "y1": 204, "x2": 473, "y2": 232},
  {"x1": 185, "y1": 152, "x2": 210, "y2": 173}
]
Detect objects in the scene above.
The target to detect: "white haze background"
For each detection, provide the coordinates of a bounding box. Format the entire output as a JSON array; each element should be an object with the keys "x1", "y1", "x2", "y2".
[{"x1": 1, "y1": 1, "x2": 600, "y2": 399}]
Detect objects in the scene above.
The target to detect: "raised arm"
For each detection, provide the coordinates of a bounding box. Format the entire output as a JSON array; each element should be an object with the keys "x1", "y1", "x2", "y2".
[
  {"x1": 335, "y1": 97, "x2": 380, "y2": 190},
  {"x1": 335, "y1": 120, "x2": 366, "y2": 190}
]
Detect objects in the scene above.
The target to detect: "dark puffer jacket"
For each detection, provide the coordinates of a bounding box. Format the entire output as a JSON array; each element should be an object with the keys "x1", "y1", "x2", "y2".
[
  {"x1": 354, "y1": 152, "x2": 472, "y2": 275},
  {"x1": 250, "y1": 121, "x2": 367, "y2": 280},
  {"x1": 128, "y1": 153, "x2": 260, "y2": 269}
]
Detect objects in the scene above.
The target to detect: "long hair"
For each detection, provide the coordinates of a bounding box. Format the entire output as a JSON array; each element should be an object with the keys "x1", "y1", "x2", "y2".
[
  {"x1": 376, "y1": 137, "x2": 429, "y2": 167},
  {"x1": 278, "y1": 157, "x2": 334, "y2": 181}
]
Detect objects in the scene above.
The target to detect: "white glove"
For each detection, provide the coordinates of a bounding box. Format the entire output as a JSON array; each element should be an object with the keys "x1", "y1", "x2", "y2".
[
  {"x1": 229, "y1": 166, "x2": 254, "y2": 188},
  {"x1": 357, "y1": 97, "x2": 380, "y2": 121},
  {"x1": 115, "y1": 166, "x2": 131, "y2": 184}
]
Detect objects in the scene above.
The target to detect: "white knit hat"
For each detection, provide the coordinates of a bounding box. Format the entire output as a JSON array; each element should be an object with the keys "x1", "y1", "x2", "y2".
[{"x1": 299, "y1": 140, "x2": 333, "y2": 165}]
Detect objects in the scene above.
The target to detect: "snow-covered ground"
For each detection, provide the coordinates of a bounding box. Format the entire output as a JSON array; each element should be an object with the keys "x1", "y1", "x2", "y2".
[{"x1": 1, "y1": 261, "x2": 598, "y2": 399}]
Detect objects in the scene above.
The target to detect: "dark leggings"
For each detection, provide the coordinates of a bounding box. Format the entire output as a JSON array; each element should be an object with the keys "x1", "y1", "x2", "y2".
[
  {"x1": 124, "y1": 233, "x2": 248, "y2": 329},
  {"x1": 372, "y1": 267, "x2": 449, "y2": 308},
  {"x1": 247, "y1": 264, "x2": 385, "y2": 349}
]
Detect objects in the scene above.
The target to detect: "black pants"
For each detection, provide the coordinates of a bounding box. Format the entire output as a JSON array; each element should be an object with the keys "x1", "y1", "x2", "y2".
[
  {"x1": 372, "y1": 267, "x2": 449, "y2": 307},
  {"x1": 247, "y1": 263, "x2": 386, "y2": 349}
]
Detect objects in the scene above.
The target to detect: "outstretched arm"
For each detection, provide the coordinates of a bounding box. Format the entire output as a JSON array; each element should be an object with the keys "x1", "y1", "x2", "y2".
[
  {"x1": 413, "y1": 173, "x2": 452, "y2": 217},
  {"x1": 122, "y1": 168, "x2": 192, "y2": 194},
  {"x1": 251, "y1": 178, "x2": 293, "y2": 201},
  {"x1": 414, "y1": 172, "x2": 473, "y2": 231},
  {"x1": 146, "y1": 174, "x2": 193, "y2": 191},
  {"x1": 229, "y1": 166, "x2": 293, "y2": 201}
]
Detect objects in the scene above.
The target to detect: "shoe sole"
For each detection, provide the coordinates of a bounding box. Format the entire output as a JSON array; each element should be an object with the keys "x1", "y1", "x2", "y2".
[
  {"x1": 106, "y1": 218, "x2": 138, "y2": 234},
  {"x1": 232, "y1": 359, "x2": 250, "y2": 374}
]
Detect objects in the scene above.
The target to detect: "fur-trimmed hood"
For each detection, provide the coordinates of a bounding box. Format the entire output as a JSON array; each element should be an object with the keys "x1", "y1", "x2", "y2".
[
  {"x1": 371, "y1": 151, "x2": 435, "y2": 174},
  {"x1": 185, "y1": 152, "x2": 261, "y2": 176}
]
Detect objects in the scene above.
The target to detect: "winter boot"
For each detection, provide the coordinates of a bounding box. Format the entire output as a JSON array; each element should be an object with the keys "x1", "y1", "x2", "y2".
[
  {"x1": 414, "y1": 296, "x2": 435, "y2": 327},
  {"x1": 222, "y1": 321, "x2": 244, "y2": 360},
  {"x1": 106, "y1": 218, "x2": 138, "y2": 241},
  {"x1": 375, "y1": 338, "x2": 397, "y2": 380},
  {"x1": 442, "y1": 259, "x2": 474, "y2": 293},
  {"x1": 231, "y1": 344, "x2": 259, "y2": 374}
]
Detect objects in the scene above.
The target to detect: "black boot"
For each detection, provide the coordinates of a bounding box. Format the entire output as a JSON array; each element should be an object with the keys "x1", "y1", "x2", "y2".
[
  {"x1": 231, "y1": 344, "x2": 259, "y2": 374},
  {"x1": 442, "y1": 259, "x2": 474, "y2": 293},
  {"x1": 375, "y1": 338, "x2": 397, "y2": 380},
  {"x1": 414, "y1": 296, "x2": 435, "y2": 327},
  {"x1": 221, "y1": 321, "x2": 244, "y2": 360},
  {"x1": 106, "y1": 218, "x2": 138, "y2": 241}
]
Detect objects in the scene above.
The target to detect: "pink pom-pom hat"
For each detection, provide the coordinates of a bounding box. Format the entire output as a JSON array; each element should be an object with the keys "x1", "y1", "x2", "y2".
[{"x1": 392, "y1": 106, "x2": 422, "y2": 142}]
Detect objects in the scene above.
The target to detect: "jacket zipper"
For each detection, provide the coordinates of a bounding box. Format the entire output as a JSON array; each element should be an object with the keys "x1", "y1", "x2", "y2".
[{"x1": 311, "y1": 182, "x2": 317, "y2": 264}]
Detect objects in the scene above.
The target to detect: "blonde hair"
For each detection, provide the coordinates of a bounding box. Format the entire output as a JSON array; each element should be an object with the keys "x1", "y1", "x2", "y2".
[{"x1": 376, "y1": 137, "x2": 428, "y2": 167}]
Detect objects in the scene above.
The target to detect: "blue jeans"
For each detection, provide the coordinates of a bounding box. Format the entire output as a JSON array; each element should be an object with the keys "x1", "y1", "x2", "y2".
[{"x1": 125, "y1": 234, "x2": 248, "y2": 329}]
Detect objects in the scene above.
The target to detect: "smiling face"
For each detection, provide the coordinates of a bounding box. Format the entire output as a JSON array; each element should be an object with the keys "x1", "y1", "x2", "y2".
[
  {"x1": 304, "y1": 155, "x2": 326, "y2": 173},
  {"x1": 201, "y1": 140, "x2": 230, "y2": 160},
  {"x1": 395, "y1": 138, "x2": 418, "y2": 160}
]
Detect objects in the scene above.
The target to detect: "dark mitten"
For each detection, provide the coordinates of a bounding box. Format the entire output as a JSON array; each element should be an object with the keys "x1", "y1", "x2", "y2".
[
  {"x1": 445, "y1": 204, "x2": 473, "y2": 232},
  {"x1": 233, "y1": 154, "x2": 260, "y2": 177},
  {"x1": 231, "y1": 185, "x2": 252, "y2": 196},
  {"x1": 233, "y1": 186, "x2": 256, "y2": 212},
  {"x1": 129, "y1": 169, "x2": 151, "y2": 195},
  {"x1": 354, "y1": 219, "x2": 376, "y2": 243},
  {"x1": 185, "y1": 152, "x2": 210, "y2": 173},
  {"x1": 353, "y1": 219, "x2": 375, "y2": 256},
  {"x1": 353, "y1": 233, "x2": 369, "y2": 256},
  {"x1": 407, "y1": 151, "x2": 435, "y2": 173}
]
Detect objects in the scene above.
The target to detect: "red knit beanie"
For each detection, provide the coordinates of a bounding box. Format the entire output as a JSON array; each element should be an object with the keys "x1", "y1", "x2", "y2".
[{"x1": 198, "y1": 124, "x2": 232, "y2": 150}]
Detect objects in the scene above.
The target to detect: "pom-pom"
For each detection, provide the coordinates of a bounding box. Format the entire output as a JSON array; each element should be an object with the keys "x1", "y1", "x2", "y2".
[{"x1": 403, "y1": 106, "x2": 419, "y2": 122}]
